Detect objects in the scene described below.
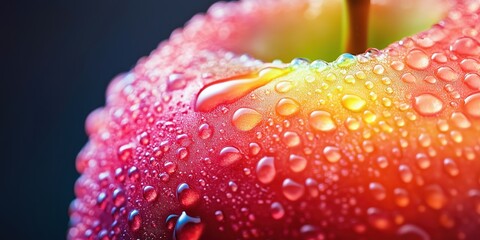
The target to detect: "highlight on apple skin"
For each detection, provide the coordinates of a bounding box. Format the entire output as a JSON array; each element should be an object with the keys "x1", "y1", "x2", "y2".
[{"x1": 69, "y1": 0, "x2": 480, "y2": 239}]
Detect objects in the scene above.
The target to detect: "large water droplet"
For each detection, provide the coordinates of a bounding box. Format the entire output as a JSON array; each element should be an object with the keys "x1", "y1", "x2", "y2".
[
  {"x1": 309, "y1": 110, "x2": 336, "y2": 132},
  {"x1": 397, "y1": 224, "x2": 430, "y2": 240},
  {"x1": 174, "y1": 211, "x2": 204, "y2": 240},
  {"x1": 413, "y1": 93, "x2": 444, "y2": 116},
  {"x1": 289, "y1": 154, "x2": 307, "y2": 173},
  {"x1": 443, "y1": 158, "x2": 459, "y2": 177},
  {"x1": 424, "y1": 184, "x2": 447, "y2": 210},
  {"x1": 195, "y1": 67, "x2": 288, "y2": 112},
  {"x1": 270, "y1": 202, "x2": 285, "y2": 220},
  {"x1": 435, "y1": 66, "x2": 458, "y2": 82},
  {"x1": 232, "y1": 108, "x2": 262, "y2": 131},
  {"x1": 219, "y1": 146, "x2": 243, "y2": 166},
  {"x1": 405, "y1": 49, "x2": 430, "y2": 70},
  {"x1": 275, "y1": 81, "x2": 293, "y2": 93},
  {"x1": 369, "y1": 182, "x2": 387, "y2": 201},
  {"x1": 341, "y1": 94, "x2": 366, "y2": 112},
  {"x1": 464, "y1": 92, "x2": 480, "y2": 118},
  {"x1": 283, "y1": 131, "x2": 301, "y2": 148},
  {"x1": 398, "y1": 164, "x2": 413, "y2": 183},
  {"x1": 464, "y1": 73, "x2": 480, "y2": 90},
  {"x1": 276, "y1": 98, "x2": 300, "y2": 117},
  {"x1": 128, "y1": 209, "x2": 142, "y2": 232},
  {"x1": 450, "y1": 37, "x2": 480, "y2": 56},
  {"x1": 323, "y1": 146, "x2": 341, "y2": 163},
  {"x1": 450, "y1": 112, "x2": 471, "y2": 129},
  {"x1": 143, "y1": 185, "x2": 157, "y2": 203},
  {"x1": 256, "y1": 156, "x2": 276, "y2": 184},
  {"x1": 176, "y1": 183, "x2": 200, "y2": 209},
  {"x1": 394, "y1": 188, "x2": 410, "y2": 207},
  {"x1": 198, "y1": 123, "x2": 213, "y2": 139},
  {"x1": 282, "y1": 178, "x2": 305, "y2": 201}
]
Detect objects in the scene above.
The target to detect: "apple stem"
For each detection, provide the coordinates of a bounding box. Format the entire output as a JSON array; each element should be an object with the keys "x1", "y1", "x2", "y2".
[{"x1": 344, "y1": 0, "x2": 370, "y2": 54}]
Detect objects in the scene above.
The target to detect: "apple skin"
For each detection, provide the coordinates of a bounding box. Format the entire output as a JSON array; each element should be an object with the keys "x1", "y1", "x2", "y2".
[{"x1": 69, "y1": 0, "x2": 480, "y2": 239}]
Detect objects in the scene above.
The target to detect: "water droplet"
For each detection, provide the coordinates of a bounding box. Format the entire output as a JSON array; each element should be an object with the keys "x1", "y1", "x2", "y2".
[
  {"x1": 276, "y1": 98, "x2": 300, "y2": 117},
  {"x1": 309, "y1": 110, "x2": 336, "y2": 132},
  {"x1": 289, "y1": 154, "x2": 307, "y2": 173},
  {"x1": 256, "y1": 156, "x2": 276, "y2": 184},
  {"x1": 198, "y1": 123, "x2": 213, "y2": 139},
  {"x1": 219, "y1": 146, "x2": 243, "y2": 166},
  {"x1": 345, "y1": 117, "x2": 361, "y2": 131},
  {"x1": 398, "y1": 164, "x2": 413, "y2": 183},
  {"x1": 323, "y1": 146, "x2": 341, "y2": 163},
  {"x1": 283, "y1": 131, "x2": 301, "y2": 147},
  {"x1": 167, "y1": 73, "x2": 188, "y2": 91},
  {"x1": 416, "y1": 153, "x2": 431, "y2": 169},
  {"x1": 443, "y1": 158, "x2": 459, "y2": 177},
  {"x1": 397, "y1": 224, "x2": 430, "y2": 240},
  {"x1": 128, "y1": 209, "x2": 142, "y2": 232},
  {"x1": 113, "y1": 188, "x2": 126, "y2": 207},
  {"x1": 341, "y1": 94, "x2": 366, "y2": 112},
  {"x1": 418, "y1": 133, "x2": 432, "y2": 147},
  {"x1": 176, "y1": 183, "x2": 200, "y2": 209},
  {"x1": 464, "y1": 92, "x2": 480, "y2": 118},
  {"x1": 405, "y1": 49, "x2": 430, "y2": 70},
  {"x1": 335, "y1": 53, "x2": 356, "y2": 67},
  {"x1": 373, "y1": 64, "x2": 385, "y2": 75},
  {"x1": 424, "y1": 184, "x2": 447, "y2": 210},
  {"x1": 363, "y1": 110, "x2": 377, "y2": 124},
  {"x1": 413, "y1": 93, "x2": 444, "y2": 116},
  {"x1": 435, "y1": 66, "x2": 458, "y2": 82},
  {"x1": 367, "y1": 208, "x2": 391, "y2": 230},
  {"x1": 401, "y1": 72, "x2": 417, "y2": 83},
  {"x1": 369, "y1": 182, "x2": 387, "y2": 201},
  {"x1": 450, "y1": 37, "x2": 480, "y2": 56},
  {"x1": 166, "y1": 214, "x2": 178, "y2": 230},
  {"x1": 195, "y1": 67, "x2": 288, "y2": 112},
  {"x1": 232, "y1": 108, "x2": 262, "y2": 131},
  {"x1": 394, "y1": 188, "x2": 410, "y2": 207},
  {"x1": 460, "y1": 58, "x2": 480, "y2": 72},
  {"x1": 118, "y1": 143, "x2": 134, "y2": 162},
  {"x1": 450, "y1": 112, "x2": 471, "y2": 129},
  {"x1": 275, "y1": 81, "x2": 293, "y2": 93},
  {"x1": 143, "y1": 186, "x2": 157, "y2": 202},
  {"x1": 282, "y1": 178, "x2": 305, "y2": 201},
  {"x1": 214, "y1": 210, "x2": 224, "y2": 222},
  {"x1": 464, "y1": 73, "x2": 480, "y2": 90},
  {"x1": 249, "y1": 142, "x2": 261, "y2": 156},
  {"x1": 270, "y1": 202, "x2": 285, "y2": 220},
  {"x1": 174, "y1": 211, "x2": 204, "y2": 240}
]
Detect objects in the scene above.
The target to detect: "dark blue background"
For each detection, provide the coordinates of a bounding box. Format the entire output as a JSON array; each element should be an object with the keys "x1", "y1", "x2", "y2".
[{"x1": 1, "y1": 1, "x2": 223, "y2": 239}]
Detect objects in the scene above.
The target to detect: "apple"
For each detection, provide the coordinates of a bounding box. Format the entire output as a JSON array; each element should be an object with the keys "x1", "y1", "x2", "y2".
[{"x1": 69, "y1": 0, "x2": 480, "y2": 239}]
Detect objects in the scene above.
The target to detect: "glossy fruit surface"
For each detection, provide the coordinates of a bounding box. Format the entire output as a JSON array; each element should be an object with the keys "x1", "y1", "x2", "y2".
[{"x1": 69, "y1": 0, "x2": 480, "y2": 239}]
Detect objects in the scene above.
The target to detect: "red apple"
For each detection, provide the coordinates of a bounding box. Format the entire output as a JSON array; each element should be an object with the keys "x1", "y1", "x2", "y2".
[{"x1": 69, "y1": 0, "x2": 480, "y2": 239}]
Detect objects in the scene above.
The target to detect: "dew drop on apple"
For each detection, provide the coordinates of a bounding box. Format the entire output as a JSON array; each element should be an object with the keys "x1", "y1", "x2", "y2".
[
  {"x1": 198, "y1": 123, "x2": 212, "y2": 139},
  {"x1": 405, "y1": 49, "x2": 430, "y2": 70},
  {"x1": 416, "y1": 153, "x2": 431, "y2": 169},
  {"x1": 176, "y1": 183, "x2": 200, "y2": 209},
  {"x1": 232, "y1": 107, "x2": 262, "y2": 131},
  {"x1": 463, "y1": 73, "x2": 480, "y2": 90},
  {"x1": 464, "y1": 92, "x2": 480, "y2": 118},
  {"x1": 248, "y1": 142, "x2": 261, "y2": 156},
  {"x1": 113, "y1": 188, "x2": 126, "y2": 207},
  {"x1": 195, "y1": 67, "x2": 287, "y2": 112},
  {"x1": 282, "y1": 178, "x2": 305, "y2": 201},
  {"x1": 398, "y1": 164, "x2": 413, "y2": 183},
  {"x1": 450, "y1": 112, "x2": 471, "y2": 129},
  {"x1": 335, "y1": 53, "x2": 356, "y2": 68},
  {"x1": 270, "y1": 202, "x2": 285, "y2": 220},
  {"x1": 219, "y1": 146, "x2": 243, "y2": 166},
  {"x1": 173, "y1": 211, "x2": 204, "y2": 240},
  {"x1": 397, "y1": 224, "x2": 430, "y2": 240},
  {"x1": 118, "y1": 143, "x2": 134, "y2": 162},
  {"x1": 341, "y1": 94, "x2": 366, "y2": 112},
  {"x1": 166, "y1": 73, "x2": 189, "y2": 91},
  {"x1": 367, "y1": 208, "x2": 391, "y2": 230},
  {"x1": 289, "y1": 154, "x2": 307, "y2": 173},
  {"x1": 323, "y1": 146, "x2": 341, "y2": 163},
  {"x1": 394, "y1": 188, "x2": 410, "y2": 207},
  {"x1": 214, "y1": 210, "x2": 224, "y2": 222},
  {"x1": 369, "y1": 182, "x2": 386, "y2": 201},
  {"x1": 309, "y1": 110, "x2": 336, "y2": 132},
  {"x1": 142, "y1": 185, "x2": 157, "y2": 202},
  {"x1": 282, "y1": 131, "x2": 301, "y2": 148},
  {"x1": 275, "y1": 81, "x2": 293, "y2": 93},
  {"x1": 166, "y1": 214, "x2": 178, "y2": 230},
  {"x1": 413, "y1": 93, "x2": 444, "y2": 116},
  {"x1": 443, "y1": 158, "x2": 459, "y2": 177},
  {"x1": 276, "y1": 97, "x2": 300, "y2": 116},
  {"x1": 450, "y1": 36, "x2": 480, "y2": 56},
  {"x1": 256, "y1": 156, "x2": 276, "y2": 184},
  {"x1": 460, "y1": 58, "x2": 480, "y2": 72},
  {"x1": 401, "y1": 72, "x2": 417, "y2": 83},
  {"x1": 424, "y1": 184, "x2": 447, "y2": 210},
  {"x1": 345, "y1": 117, "x2": 360, "y2": 131},
  {"x1": 127, "y1": 209, "x2": 142, "y2": 232},
  {"x1": 305, "y1": 178, "x2": 319, "y2": 197},
  {"x1": 435, "y1": 66, "x2": 458, "y2": 82},
  {"x1": 228, "y1": 181, "x2": 238, "y2": 192}
]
